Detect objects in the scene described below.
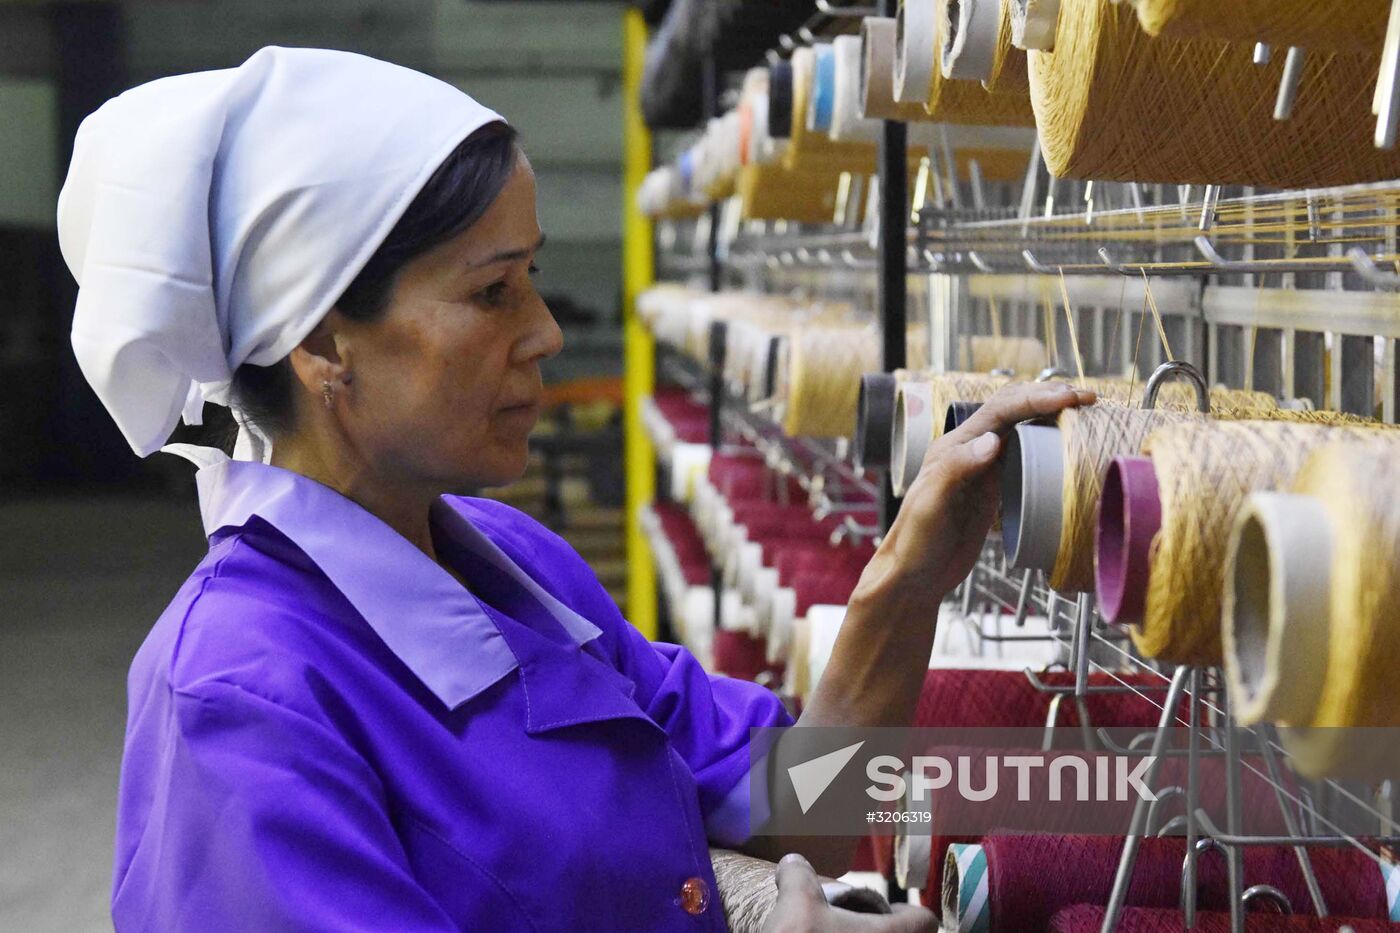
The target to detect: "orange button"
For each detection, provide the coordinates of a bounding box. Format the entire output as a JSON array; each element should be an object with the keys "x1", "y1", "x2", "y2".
[{"x1": 679, "y1": 876, "x2": 710, "y2": 915}]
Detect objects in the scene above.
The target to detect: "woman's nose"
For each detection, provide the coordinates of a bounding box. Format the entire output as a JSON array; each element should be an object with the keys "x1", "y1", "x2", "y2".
[{"x1": 515, "y1": 293, "x2": 564, "y2": 363}]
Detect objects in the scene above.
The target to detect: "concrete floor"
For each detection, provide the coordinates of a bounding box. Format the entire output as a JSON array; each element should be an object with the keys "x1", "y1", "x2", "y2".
[{"x1": 0, "y1": 494, "x2": 208, "y2": 932}]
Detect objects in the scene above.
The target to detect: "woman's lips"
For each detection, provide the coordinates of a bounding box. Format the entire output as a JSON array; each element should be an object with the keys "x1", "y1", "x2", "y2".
[{"x1": 496, "y1": 400, "x2": 540, "y2": 422}]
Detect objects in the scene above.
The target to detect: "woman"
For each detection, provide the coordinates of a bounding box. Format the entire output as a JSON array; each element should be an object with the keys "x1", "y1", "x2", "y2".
[{"x1": 59, "y1": 48, "x2": 1091, "y2": 931}]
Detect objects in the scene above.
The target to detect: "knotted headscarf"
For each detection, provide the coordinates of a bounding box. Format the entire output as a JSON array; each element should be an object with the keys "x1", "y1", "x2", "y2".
[{"x1": 58, "y1": 46, "x2": 505, "y2": 460}]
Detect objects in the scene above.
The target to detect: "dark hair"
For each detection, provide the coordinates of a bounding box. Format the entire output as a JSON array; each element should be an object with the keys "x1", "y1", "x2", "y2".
[{"x1": 227, "y1": 121, "x2": 521, "y2": 441}]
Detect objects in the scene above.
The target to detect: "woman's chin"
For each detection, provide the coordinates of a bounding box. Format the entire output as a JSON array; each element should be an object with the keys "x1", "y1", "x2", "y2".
[{"x1": 461, "y1": 441, "x2": 531, "y2": 491}]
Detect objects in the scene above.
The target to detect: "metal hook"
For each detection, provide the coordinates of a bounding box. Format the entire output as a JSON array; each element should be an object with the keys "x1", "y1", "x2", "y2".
[
  {"x1": 1035, "y1": 366, "x2": 1072, "y2": 382},
  {"x1": 1199, "y1": 184, "x2": 1220, "y2": 233},
  {"x1": 1242, "y1": 885, "x2": 1294, "y2": 915},
  {"x1": 1193, "y1": 235, "x2": 1235, "y2": 270},
  {"x1": 1143, "y1": 361, "x2": 1211, "y2": 413},
  {"x1": 815, "y1": 0, "x2": 880, "y2": 17},
  {"x1": 1022, "y1": 248, "x2": 1058, "y2": 275},
  {"x1": 1156, "y1": 815, "x2": 1191, "y2": 838},
  {"x1": 1146, "y1": 786, "x2": 1186, "y2": 835},
  {"x1": 1097, "y1": 246, "x2": 1144, "y2": 276},
  {"x1": 1094, "y1": 728, "x2": 1222, "y2": 758},
  {"x1": 967, "y1": 250, "x2": 999, "y2": 274},
  {"x1": 1346, "y1": 246, "x2": 1400, "y2": 288},
  {"x1": 1196, "y1": 234, "x2": 1365, "y2": 275}
]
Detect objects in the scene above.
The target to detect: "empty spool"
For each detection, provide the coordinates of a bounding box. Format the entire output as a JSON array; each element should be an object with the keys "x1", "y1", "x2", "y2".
[
  {"x1": 940, "y1": 0, "x2": 1003, "y2": 81},
  {"x1": 892, "y1": 380, "x2": 935, "y2": 498},
  {"x1": 861, "y1": 17, "x2": 937, "y2": 121},
  {"x1": 856, "y1": 372, "x2": 901, "y2": 472},
  {"x1": 1222, "y1": 492, "x2": 1334, "y2": 728},
  {"x1": 895, "y1": 0, "x2": 941, "y2": 105},
  {"x1": 1094, "y1": 455, "x2": 1162, "y2": 625},
  {"x1": 999, "y1": 422, "x2": 1065, "y2": 571}
]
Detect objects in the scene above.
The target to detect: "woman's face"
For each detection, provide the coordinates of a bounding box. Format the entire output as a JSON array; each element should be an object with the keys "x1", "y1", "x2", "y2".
[{"x1": 333, "y1": 153, "x2": 562, "y2": 490}]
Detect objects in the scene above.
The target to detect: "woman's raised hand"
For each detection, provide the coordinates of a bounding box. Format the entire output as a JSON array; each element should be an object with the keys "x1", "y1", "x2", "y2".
[{"x1": 858, "y1": 381, "x2": 1095, "y2": 605}]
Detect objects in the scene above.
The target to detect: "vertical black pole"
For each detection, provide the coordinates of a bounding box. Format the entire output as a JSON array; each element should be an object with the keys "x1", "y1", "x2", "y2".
[
  {"x1": 701, "y1": 34, "x2": 727, "y2": 634},
  {"x1": 878, "y1": 0, "x2": 908, "y2": 533},
  {"x1": 702, "y1": 47, "x2": 723, "y2": 294}
]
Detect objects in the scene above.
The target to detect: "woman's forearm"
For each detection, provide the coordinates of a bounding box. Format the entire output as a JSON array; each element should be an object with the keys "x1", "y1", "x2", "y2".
[
  {"x1": 796, "y1": 535, "x2": 944, "y2": 729},
  {"x1": 753, "y1": 383, "x2": 1097, "y2": 875}
]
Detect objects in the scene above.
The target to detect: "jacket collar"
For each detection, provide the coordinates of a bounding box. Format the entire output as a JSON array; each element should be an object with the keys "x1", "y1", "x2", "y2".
[{"x1": 195, "y1": 458, "x2": 600, "y2": 711}]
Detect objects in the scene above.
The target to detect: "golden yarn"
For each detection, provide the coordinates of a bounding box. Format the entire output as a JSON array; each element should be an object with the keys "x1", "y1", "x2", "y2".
[
  {"x1": 954, "y1": 147, "x2": 1031, "y2": 183},
  {"x1": 1131, "y1": 0, "x2": 1388, "y2": 52},
  {"x1": 737, "y1": 163, "x2": 844, "y2": 224},
  {"x1": 784, "y1": 327, "x2": 878, "y2": 438},
  {"x1": 784, "y1": 46, "x2": 878, "y2": 174},
  {"x1": 1051, "y1": 403, "x2": 1201, "y2": 592},
  {"x1": 1048, "y1": 390, "x2": 1284, "y2": 593},
  {"x1": 1134, "y1": 418, "x2": 1391, "y2": 666},
  {"x1": 1282, "y1": 441, "x2": 1400, "y2": 778},
  {"x1": 1030, "y1": 0, "x2": 1400, "y2": 186},
  {"x1": 1074, "y1": 379, "x2": 1278, "y2": 412},
  {"x1": 927, "y1": 371, "x2": 1016, "y2": 440},
  {"x1": 985, "y1": 0, "x2": 1029, "y2": 94},
  {"x1": 783, "y1": 326, "x2": 932, "y2": 439},
  {"x1": 957, "y1": 335, "x2": 1047, "y2": 375},
  {"x1": 925, "y1": 31, "x2": 1036, "y2": 125}
]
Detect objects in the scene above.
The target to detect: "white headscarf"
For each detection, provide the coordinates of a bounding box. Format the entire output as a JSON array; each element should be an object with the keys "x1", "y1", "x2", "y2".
[{"x1": 57, "y1": 46, "x2": 505, "y2": 461}]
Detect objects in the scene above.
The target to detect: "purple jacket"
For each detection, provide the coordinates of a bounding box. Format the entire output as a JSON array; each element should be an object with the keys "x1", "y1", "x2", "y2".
[{"x1": 112, "y1": 459, "x2": 793, "y2": 931}]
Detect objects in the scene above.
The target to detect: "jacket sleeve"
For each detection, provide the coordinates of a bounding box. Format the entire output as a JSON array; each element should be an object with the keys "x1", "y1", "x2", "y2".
[
  {"x1": 611, "y1": 630, "x2": 795, "y2": 848},
  {"x1": 112, "y1": 679, "x2": 459, "y2": 932}
]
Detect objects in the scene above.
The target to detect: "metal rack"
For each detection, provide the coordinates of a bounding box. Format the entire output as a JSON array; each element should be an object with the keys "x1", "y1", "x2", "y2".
[{"x1": 641, "y1": 8, "x2": 1400, "y2": 933}]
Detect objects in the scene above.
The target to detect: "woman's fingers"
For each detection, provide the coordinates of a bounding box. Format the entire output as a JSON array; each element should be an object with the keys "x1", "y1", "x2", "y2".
[
  {"x1": 910, "y1": 430, "x2": 1000, "y2": 500},
  {"x1": 883, "y1": 903, "x2": 939, "y2": 932},
  {"x1": 770, "y1": 853, "x2": 827, "y2": 913},
  {"x1": 947, "y1": 381, "x2": 1095, "y2": 444}
]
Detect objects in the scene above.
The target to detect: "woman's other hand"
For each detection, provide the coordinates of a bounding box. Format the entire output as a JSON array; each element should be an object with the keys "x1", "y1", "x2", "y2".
[{"x1": 761, "y1": 855, "x2": 935, "y2": 933}]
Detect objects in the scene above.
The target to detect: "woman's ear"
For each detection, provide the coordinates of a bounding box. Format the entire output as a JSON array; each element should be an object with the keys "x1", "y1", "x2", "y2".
[{"x1": 287, "y1": 310, "x2": 350, "y2": 394}]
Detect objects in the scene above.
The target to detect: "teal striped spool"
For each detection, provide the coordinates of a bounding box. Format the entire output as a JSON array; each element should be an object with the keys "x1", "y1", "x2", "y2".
[{"x1": 944, "y1": 842, "x2": 990, "y2": 933}]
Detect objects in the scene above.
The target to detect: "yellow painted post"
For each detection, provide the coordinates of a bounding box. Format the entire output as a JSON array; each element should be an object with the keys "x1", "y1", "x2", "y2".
[{"x1": 622, "y1": 7, "x2": 658, "y2": 639}]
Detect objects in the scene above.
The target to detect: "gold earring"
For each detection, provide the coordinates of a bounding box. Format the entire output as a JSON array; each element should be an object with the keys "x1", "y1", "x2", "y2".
[{"x1": 321, "y1": 380, "x2": 334, "y2": 409}]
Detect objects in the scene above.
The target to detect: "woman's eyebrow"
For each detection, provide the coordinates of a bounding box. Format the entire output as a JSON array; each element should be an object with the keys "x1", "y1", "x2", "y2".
[{"x1": 466, "y1": 233, "x2": 546, "y2": 269}]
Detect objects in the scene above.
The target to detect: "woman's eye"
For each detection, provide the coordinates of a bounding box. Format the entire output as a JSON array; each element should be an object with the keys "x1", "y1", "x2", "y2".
[{"x1": 478, "y1": 281, "x2": 510, "y2": 305}]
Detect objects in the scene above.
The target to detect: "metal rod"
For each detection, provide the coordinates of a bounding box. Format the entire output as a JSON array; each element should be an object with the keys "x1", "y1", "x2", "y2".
[
  {"x1": 1258, "y1": 727, "x2": 1329, "y2": 917},
  {"x1": 1072, "y1": 594, "x2": 1092, "y2": 699},
  {"x1": 1100, "y1": 666, "x2": 1194, "y2": 933},
  {"x1": 1376, "y1": 0, "x2": 1400, "y2": 148},
  {"x1": 1275, "y1": 47, "x2": 1307, "y2": 121},
  {"x1": 1192, "y1": 810, "x2": 1400, "y2": 848},
  {"x1": 1224, "y1": 693, "x2": 1245, "y2": 933},
  {"x1": 1183, "y1": 668, "x2": 1201, "y2": 927}
]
